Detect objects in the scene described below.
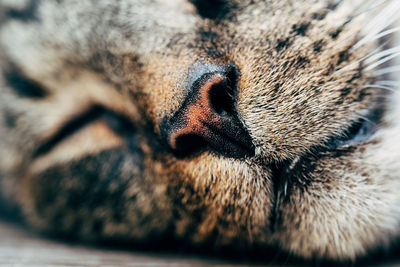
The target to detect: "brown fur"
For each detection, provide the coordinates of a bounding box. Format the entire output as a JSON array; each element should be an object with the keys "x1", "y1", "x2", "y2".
[{"x1": 0, "y1": 0, "x2": 400, "y2": 261}]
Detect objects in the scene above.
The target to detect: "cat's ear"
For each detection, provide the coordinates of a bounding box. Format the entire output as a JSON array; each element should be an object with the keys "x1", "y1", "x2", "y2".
[{"x1": 188, "y1": 0, "x2": 234, "y2": 19}]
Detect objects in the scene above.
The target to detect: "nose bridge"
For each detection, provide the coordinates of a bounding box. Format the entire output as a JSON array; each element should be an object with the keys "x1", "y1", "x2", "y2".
[
  {"x1": 160, "y1": 62, "x2": 255, "y2": 159},
  {"x1": 168, "y1": 73, "x2": 224, "y2": 149},
  {"x1": 184, "y1": 61, "x2": 227, "y2": 91}
]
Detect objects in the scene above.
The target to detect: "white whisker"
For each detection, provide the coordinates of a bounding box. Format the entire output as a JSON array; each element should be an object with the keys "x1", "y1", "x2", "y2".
[
  {"x1": 364, "y1": 46, "x2": 400, "y2": 65},
  {"x1": 334, "y1": 44, "x2": 386, "y2": 75},
  {"x1": 355, "y1": 1, "x2": 400, "y2": 49},
  {"x1": 370, "y1": 26, "x2": 400, "y2": 42},
  {"x1": 362, "y1": 1, "x2": 400, "y2": 35},
  {"x1": 350, "y1": 0, "x2": 387, "y2": 22},
  {"x1": 374, "y1": 65, "x2": 400, "y2": 76},
  {"x1": 365, "y1": 52, "x2": 400, "y2": 71},
  {"x1": 376, "y1": 80, "x2": 400, "y2": 87},
  {"x1": 362, "y1": 84, "x2": 396, "y2": 92}
]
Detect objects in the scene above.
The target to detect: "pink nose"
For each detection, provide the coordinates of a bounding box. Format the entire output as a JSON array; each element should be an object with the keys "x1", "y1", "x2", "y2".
[{"x1": 161, "y1": 64, "x2": 254, "y2": 158}]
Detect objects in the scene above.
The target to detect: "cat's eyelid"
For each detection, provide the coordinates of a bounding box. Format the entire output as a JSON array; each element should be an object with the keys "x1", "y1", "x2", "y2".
[{"x1": 329, "y1": 108, "x2": 383, "y2": 149}]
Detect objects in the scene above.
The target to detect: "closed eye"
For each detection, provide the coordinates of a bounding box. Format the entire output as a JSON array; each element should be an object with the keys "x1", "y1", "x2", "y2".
[{"x1": 327, "y1": 108, "x2": 384, "y2": 149}]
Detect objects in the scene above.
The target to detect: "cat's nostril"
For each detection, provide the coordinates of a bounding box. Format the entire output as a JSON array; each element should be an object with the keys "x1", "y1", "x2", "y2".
[
  {"x1": 161, "y1": 63, "x2": 255, "y2": 159},
  {"x1": 209, "y1": 79, "x2": 235, "y2": 116},
  {"x1": 173, "y1": 134, "x2": 207, "y2": 158},
  {"x1": 209, "y1": 65, "x2": 239, "y2": 117}
]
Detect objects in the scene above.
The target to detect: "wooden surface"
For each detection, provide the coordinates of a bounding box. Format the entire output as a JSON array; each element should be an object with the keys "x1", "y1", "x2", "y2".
[
  {"x1": 0, "y1": 220, "x2": 270, "y2": 267},
  {"x1": 1, "y1": 219, "x2": 400, "y2": 267}
]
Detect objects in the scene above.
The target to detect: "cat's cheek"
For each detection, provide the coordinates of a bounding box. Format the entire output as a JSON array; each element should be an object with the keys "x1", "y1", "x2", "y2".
[
  {"x1": 16, "y1": 148, "x2": 173, "y2": 242},
  {"x1": 273, "y1": 147, "x2": 400, "y2": 260}
]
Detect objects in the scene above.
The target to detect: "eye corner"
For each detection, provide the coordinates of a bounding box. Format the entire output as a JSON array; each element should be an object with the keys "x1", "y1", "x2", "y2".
[{"x1": 328, "y1": 111, "x2": 383, "y2": 150}]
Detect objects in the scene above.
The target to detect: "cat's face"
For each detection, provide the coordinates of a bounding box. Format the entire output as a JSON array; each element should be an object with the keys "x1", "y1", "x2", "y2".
[{"x1": 1, "y1": 0, "x2": 400, "y2": 261}]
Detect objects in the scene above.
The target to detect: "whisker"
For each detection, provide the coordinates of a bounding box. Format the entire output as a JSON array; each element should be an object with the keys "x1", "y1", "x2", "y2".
[
  {"x1": 334, "y1": 44, "x2": 387, "y2": 75},
  {"x1": 362, "y1": 84, "x2": 396, "y2": 92},
  {"x1": 364, "y1": 46, "x2": 400, "y2": 65},
  {"x1": 355, "y1": 1, "x2": 400, "y2": 49},
  {"x1": 374, "y1": 65, "x2": 400, "y2": 76},
  {"x1": 368, "y1": 26, "x2": 400, "y2": 42},
  {"x1": 362, "y1": 1, "x2": 400, "y2": 35},
  {"x1": 365, "y1": 52, "x2": 400, "y2": 71},
  {"x1": 348, "y1": 0, "x2": 386, "y2": 22},
  {"x1": 376, "y1": 80, "x2": 400, "y2": 87}
]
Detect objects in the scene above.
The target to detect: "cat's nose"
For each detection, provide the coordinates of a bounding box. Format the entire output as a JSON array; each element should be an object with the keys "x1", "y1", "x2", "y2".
[{"x1": 161, "y1": 64, "x2": 255, "y2": 158}]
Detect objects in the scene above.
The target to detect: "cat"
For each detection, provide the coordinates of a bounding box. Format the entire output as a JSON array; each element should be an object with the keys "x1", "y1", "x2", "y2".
[{"x1": 0, "y1": 0, "x2": 400, "y2": 262}]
